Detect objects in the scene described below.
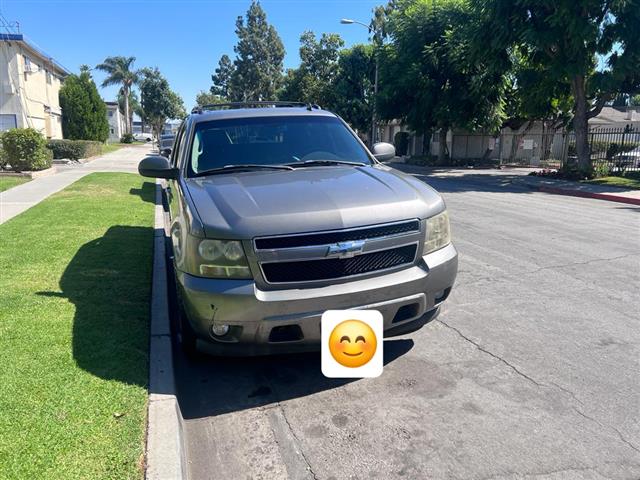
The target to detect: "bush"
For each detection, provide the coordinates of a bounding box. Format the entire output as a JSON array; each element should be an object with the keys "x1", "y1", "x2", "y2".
[
  {"x1": 0, "y1": 132, "x2": 7, "y2": 169},
  {"x1": 394, "y1": 131, "x2": 410, "y2": 156},
  {"x1": 120, "y1": 133, "x2": 135, "y2": 144},
  {"x1": 2, "y1": 128, "x2": 52, "y2": 172},
  {"x1": 47, "y1": 139, "x2": 102, "y2": 160}
]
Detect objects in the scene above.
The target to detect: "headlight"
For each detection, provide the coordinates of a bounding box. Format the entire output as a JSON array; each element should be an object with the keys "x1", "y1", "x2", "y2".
[
  {"x1": 197, "y1": 239, "x2": 251, "y2": 279},
  {"x1": 423, "y1": 211, "x2": 451, "y2": 255}
]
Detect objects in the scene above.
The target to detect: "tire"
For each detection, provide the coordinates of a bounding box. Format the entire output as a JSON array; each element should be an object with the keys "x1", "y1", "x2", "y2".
[
  {"x1": 177, "y1": 302, "x2": 199, "y2": 358},
  {"x1": 165, "y1": 234, "x2": 200, "y2": 358}
]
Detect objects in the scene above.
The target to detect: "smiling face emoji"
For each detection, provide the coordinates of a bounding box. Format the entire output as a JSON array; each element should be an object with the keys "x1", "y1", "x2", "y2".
[{"x1": 328, "y1": 319, "x2": 377, "y2": 368}]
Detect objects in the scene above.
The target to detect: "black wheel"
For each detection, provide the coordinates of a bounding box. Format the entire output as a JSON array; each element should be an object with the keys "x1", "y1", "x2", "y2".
[
  {"x1": 165, "y1": 234, "x2": 200, "y2": 358},
  {"x1": 177, "y1": 302, "x2": 199, "y2": 358}
]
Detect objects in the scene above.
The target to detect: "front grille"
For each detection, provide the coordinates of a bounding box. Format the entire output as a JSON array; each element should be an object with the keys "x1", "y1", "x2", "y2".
[
  {"x1": 255, "y1": 220, "x2": 420, "y2": 250},
  {"x1": 261, "y1": 244, "x2": 417, "y2": 283}
]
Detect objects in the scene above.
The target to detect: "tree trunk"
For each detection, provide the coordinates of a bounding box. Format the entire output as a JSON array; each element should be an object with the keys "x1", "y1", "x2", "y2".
[
  {"x1": 437, "y1": 127, "x2": 447, "y2": 165},
  {"x1": 571, "y1": 75, "x2": 590, "y2": 171},
  {"x1": 123, "y1": 85, "x2": 131, "y2": 135}
]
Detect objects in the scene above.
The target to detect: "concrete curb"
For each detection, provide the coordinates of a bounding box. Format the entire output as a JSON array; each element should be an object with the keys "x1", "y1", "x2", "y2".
[
  {"x1": 537, "y1": 185, "x2": 640, "y2": 206},
  {"x1": 146, "y1": 181, "x2": 187, "y2": 480},
  {"x1": 0, "y1": 166, "x2": 58, "y2": 179}
]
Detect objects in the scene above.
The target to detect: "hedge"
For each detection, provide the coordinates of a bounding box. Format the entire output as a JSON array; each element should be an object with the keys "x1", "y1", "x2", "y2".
[
  {"x1": 1, "y1": 128, "x2": 52, "y2": 172},
  {"x1": 0, "y1": 132, "x2": 6, "y2": 169},
  {"x1": 46, "y1": 139, "x2": 102, "y2": 160}
]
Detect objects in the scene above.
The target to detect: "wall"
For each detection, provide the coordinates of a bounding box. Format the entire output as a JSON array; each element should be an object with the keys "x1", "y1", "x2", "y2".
[
  {"x1": 106, "y1": 104, "x2": 125, "y2": 142},
  {"x1": 0, "y1": 39, "x2": 64, "y2": 139}
]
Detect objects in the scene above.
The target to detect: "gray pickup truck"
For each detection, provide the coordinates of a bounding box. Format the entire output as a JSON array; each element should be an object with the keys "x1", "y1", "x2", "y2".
[{"x1": 139, "y1": 102, "x2": 458, "y2": 356}]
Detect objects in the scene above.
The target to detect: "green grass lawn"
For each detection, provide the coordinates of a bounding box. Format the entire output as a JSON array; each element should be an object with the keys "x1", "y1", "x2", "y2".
[
  {"x1": 101, "y1": 143, "x2": 128, "y2": 155},
  {"x1": 584, "y1": 172, "x2": 640, "y2": 190},
  {"x1": 0, "y1": 176, "x2": 30, "y2": 192},
  {"x1": 0, "y1": 173, "x2": 155, "y2": 479}
]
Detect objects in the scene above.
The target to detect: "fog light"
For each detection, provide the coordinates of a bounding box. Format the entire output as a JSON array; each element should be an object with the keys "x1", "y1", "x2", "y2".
[{"x1": 210, "y1": 323, "x2": 230, "y2": 337}]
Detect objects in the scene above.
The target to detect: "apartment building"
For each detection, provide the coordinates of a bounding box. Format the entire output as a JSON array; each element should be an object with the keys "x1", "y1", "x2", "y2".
[{"x1": 0, "y1": 33, "x2": 69, "y2": 138}]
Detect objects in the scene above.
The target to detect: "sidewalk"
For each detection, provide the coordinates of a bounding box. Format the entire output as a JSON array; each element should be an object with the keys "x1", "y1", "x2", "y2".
[
  {"x1": 390, "y1": 163, "x2": 640, "y2": 206},
  {"x1": 0, "y1": 144, "x2": 150, "y2": 224},
  {"x1": 516, "y1": 174, "x2": 640, "y2": 205}
]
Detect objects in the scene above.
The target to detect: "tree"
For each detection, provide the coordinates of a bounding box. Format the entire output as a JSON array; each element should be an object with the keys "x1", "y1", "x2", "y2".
[
  {"x1": 631, "y1": 95, "x2": 640, "y2": 107},
  {"x1": 139, "y1": 68, "x2": 186, "y2": 140},
  {"x1": 330, "y1": 44, "x2": 376, "y2": 135},
  {"x1": 117, "y1": 88, "x2": 140, "y2": 130},
  {"x1": 59, "y1": 66, "x2": 109, "y2": 142},
  {"x1": 211, "y1": 54, "x2": 234, "y2": 98},
  {"x1": 473, "y1": 0, "x2": 640, "y2": 171},
  {"x1": 95, "y1": 56, "x2": 139, "y2": 134},
  {"x1": 279, "y1": 31, "x2": 344, "y2": 105},
  {"x1": 195, "y1": 91, "x2": 225, "y2": 107},
  {"x1": 229, "y1": 1, "x2": 285, "y2": 101},
  {"x1": 378, "y1": 0, "x2": 505, "y2": 163}
]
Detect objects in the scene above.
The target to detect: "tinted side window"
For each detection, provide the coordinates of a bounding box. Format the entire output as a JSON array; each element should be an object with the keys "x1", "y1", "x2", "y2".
[{"x1": 171, "y1": 124, "x2": 185, "y2": 168}]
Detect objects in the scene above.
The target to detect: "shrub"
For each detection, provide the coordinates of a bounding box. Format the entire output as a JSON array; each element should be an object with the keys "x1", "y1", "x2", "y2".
[
  {"x1": 0, "y1": 132, "x2": 6, "y2": 169},
  {"x1": 394, "y1": 131, "x2": 410, "y2": 156},
  {"x1": 2, "y1": 128, "x2": 52, "y2": 172},
  {"x1": 120, "y1": 133, "x2": 135, "y2": 144},
  {"x1": 47, "y1": 139, "x2": 102, "y2": 160},
  {"x1": 59, "y1": 70, "x2": 109, "y2": 142}
]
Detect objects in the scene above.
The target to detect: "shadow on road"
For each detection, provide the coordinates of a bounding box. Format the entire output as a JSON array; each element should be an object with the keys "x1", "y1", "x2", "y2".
[
  {"x1": 391, "y1": 163, "x2": 537, "y2": 194},
  {"x1": 174, "y1": 338, "x2": 414, "y2": 420}
]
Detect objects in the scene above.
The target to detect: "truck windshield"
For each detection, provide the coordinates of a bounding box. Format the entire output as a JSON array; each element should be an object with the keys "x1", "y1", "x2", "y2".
[{"x1": 188, "y1": 115, "x2": 372, "y2": 176}]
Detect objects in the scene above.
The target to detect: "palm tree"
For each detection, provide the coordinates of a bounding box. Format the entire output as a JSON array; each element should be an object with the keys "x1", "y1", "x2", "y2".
[{"x1": 95, "y1": 56, "x2": 139, "y2": 134}]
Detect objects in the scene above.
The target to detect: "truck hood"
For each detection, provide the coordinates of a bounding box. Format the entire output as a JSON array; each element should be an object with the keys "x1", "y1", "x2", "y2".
[{"x1": 184, "y1": 165, "x2": 445, "y2": 239}]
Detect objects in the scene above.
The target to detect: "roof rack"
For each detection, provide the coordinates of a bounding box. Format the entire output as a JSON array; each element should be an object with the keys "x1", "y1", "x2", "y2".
[{"x1": 191, "y1": 101, "x2": 321, "y2": 114}]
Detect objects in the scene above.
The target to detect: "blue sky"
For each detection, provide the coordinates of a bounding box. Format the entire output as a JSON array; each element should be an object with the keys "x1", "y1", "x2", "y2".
[{"x1": 0, "y1": 0, "x2": 381, "y2": 109}]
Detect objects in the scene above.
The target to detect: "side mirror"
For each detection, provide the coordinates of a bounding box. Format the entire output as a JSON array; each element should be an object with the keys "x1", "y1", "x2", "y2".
[
  {"x1": 372, "y1": 142, "x2": 396, "y2": 162},
  {"x1": 161, "y1": 147, "x2": 172, "y2": 158},
  {"x1": 138, "y1": 155, "x2": 178, "y2": 179}
]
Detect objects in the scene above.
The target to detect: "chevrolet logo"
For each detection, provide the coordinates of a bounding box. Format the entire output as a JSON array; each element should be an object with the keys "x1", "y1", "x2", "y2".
[{"x1": 326, "y1": 240, "x2": 365, "y2": 259}]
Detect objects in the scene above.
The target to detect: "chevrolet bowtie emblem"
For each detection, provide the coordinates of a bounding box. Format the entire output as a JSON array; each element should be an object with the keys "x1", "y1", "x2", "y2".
[{"x1": 326, "y1": 240, "x2": 366, "y2": 259}]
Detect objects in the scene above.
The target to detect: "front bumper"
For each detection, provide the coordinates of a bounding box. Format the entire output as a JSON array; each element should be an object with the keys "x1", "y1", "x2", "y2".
[{"x1": 176, "y1": 243, "x2": 458, "y2": 355}]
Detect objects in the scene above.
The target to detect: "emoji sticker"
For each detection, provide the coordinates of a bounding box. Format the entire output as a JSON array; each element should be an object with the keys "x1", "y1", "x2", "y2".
[{"x1": 321, "y1": 310, "x2": 383, "y2": 378}]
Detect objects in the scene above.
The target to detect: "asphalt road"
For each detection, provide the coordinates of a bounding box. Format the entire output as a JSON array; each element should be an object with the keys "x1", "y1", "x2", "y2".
[{"x1": 173, "y1": 168, "x2": 640, "y2": 480}]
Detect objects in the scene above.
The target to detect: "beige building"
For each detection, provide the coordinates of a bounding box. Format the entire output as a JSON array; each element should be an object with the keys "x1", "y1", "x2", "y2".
[{"x1": 0, "y1": 33, "x2": 69, "y2": 139}]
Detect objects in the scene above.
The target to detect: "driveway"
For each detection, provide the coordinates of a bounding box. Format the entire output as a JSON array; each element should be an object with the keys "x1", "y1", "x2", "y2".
[{"x1": 174, "y1": 169, "x2": 640, "y2": 480}]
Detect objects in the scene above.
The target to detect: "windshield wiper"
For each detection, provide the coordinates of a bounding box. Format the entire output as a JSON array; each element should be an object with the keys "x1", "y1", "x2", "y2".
[
  {"x1": 285, "y1": 160, "x2": 367, "y2": 168},
  {"x1": 193, "y1": 164, "x2": 294, "y2": 177}
]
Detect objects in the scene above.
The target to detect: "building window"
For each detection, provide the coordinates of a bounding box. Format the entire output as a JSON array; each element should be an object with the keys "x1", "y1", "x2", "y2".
[
  {"x1": 110, "y1": 128, "x2": 114, "y2": 134},
  {"x1": 46, "y1": 70, "x2": 52, "y2": 84},
  {"x1": 0, "y1": 114, "x2": 18, "y2": 131},
  {"x1": 108, "y1": 110, "x2": 113, "y2": 117}
]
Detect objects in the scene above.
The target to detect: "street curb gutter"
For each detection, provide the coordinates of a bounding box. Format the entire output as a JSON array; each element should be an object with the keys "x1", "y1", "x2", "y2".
[
  {"x1": 537, "y1": 185, "x2": 640, "y2": 206},
  {"x1": 146, "y1": 181, "x2": 187, "y2": 480}
]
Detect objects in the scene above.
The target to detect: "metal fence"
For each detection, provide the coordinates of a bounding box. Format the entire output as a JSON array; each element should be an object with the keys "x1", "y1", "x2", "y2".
[
  {"x1": 566, "y1": 127, "x2": 640, "y2": 173},
  {"x1": 448, "y1": 127, "x2": 639, "y2": 172}
]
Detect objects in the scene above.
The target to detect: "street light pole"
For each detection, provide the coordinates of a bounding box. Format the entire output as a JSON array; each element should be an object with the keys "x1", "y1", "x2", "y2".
[{"x1": 341, "y1": 18, "x2": 380, "y2": 145}]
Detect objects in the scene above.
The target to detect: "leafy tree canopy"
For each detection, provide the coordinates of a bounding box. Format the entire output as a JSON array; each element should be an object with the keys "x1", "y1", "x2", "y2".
[
  {"x1": 378, "y1": 0, "x2": 506, "y2": 161},
  {"x1": 139, "y1": 68, "x2": 186, "y2": 138},
  {"x1": 59, "y1": 68, "x2": 109, "y2": 142},
  {"x1": 279, "y1": 31, "x2": 344, "y2": 105},
  {"x1": 472, "y1": 0, "x2": 640, "y2": 169},
  {"x1": 214, "y1": 1, "x2": 285, "y2": 101},
  {"x1": 195, "y1": 91, "x2": 225, "y2": 107},
  {"x1": 211, "y1": 54, "x2": 235, "y2": 98}
]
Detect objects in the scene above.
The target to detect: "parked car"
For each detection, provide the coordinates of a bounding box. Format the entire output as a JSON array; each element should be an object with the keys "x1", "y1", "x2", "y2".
[
  {"x1": 138, "y1": 102, "x2": 458, "y2": 356},
  {"x1": 133, "y1": 132, "x2": 153, "y2": 142},
  {"x1": 613, "y1": 147, "x2": 640, "y2": 169},
  {"x1": 159, "y1": 134, "x2": 175, "y2": 157}
]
